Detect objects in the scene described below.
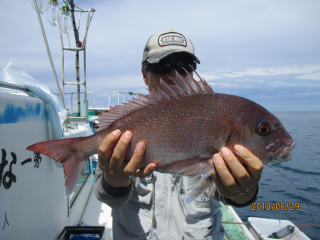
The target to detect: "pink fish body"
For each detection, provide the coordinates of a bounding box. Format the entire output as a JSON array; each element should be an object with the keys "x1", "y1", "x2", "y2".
[{"x1": 27, "y1": 71, "x2": 295, "y2": 202}]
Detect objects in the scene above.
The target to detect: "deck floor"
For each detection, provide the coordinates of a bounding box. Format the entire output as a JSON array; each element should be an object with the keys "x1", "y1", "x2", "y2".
[
  {"x1": 81, "y1": 185, "x2": 254, "y2": 240},
  {"x1": 81, "y1": 187, "x2": 113, "y2": 240}
]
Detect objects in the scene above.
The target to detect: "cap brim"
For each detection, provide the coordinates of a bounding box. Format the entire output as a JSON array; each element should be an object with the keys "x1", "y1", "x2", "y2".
[{"x1": 146, "y1": 50, "x2": 200, "y2": 64}]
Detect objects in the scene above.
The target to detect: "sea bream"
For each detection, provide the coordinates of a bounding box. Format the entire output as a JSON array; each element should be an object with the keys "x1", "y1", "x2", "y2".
[{"x1": 27, "y1": 70, "x2": 295, "y2": 202}]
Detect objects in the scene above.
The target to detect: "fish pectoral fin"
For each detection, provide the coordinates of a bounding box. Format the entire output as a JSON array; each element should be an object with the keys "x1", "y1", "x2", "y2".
[
  {"x1": 156, "y1": 154, "x2": 216, "y2": 204},
  {"x1": 186, "y1": 177, "x2": 216, "y2": 204},
  {"x1": 156, "y1": 154, "x2": 215, "y2": 176}
]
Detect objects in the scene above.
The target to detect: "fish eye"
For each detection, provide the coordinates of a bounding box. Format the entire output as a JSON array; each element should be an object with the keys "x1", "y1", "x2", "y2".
[{"x1": 256, "y1": 121, "x2": 270, "y2": 136}]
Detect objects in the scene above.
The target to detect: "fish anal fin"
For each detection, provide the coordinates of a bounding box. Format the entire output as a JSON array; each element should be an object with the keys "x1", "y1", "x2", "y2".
[
  {"x1": 186, "y1": 178, "x2": 216, "y2": 204},
  {"x1": 156, "y1": 154, "x2": 216, "y2": 204},
  {"x1": 156, "y1": 154, "x2": 214, "y2": 176}
]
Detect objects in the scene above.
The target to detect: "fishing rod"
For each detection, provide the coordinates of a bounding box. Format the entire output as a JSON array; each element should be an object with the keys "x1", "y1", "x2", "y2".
[
  {"x1": 266, "y1": 164, "x2": 318, "y2": 240},
  {"x1": 221, "y1": 221, "x2": 320, "y2": 240},
  {"x1": 221, "y1": 165, "x2": 319, "y2": 240}
]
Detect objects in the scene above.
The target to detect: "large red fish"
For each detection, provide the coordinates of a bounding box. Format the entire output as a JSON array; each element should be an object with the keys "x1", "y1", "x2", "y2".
[{"x1": 27, "y1": 71, "x2": 295, "y2": 202}]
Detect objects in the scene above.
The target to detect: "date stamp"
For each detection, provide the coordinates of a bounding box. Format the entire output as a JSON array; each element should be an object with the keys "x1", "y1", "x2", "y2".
[{"x1": 252, "y1": 202, "x2": 300, "y2": 211}]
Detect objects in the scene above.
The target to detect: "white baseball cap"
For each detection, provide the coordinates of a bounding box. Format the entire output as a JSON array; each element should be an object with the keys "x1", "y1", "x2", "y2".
[{"x1": 142, "y1": 28, "x2": 200, "y2": 64}]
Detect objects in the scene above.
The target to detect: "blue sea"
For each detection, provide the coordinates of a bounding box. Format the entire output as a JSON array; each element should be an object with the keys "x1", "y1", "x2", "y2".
[{"x1": 234, "y1": 111, "x2": 320, "y2": 240}]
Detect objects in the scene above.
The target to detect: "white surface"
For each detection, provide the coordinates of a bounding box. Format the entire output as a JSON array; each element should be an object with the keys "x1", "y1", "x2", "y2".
[
  {"x1": 1, "y1": 61, "x2": 62, "y2": 140},
  {"x1": 0, "y1": 93, "x2": 93, "y2": 240},
  {"x1": 88, "y1": 107, "x2": 110, "y2": 111},
  {"x1": 81, "y1": 187, "x2": 113, "y2": 240},
  {"x1": 248, "y1": 217, "x2": 311, "y2": 240},
  {"x1": 63, "y1": 123, "x2": 94, "y2": 138},
  {"x1": 0, "y1": 195, "x2": 11, "y2": 239}
]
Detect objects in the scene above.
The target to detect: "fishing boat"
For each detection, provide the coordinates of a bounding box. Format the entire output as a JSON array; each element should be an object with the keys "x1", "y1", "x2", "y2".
[{"x1": 0, "y1": 1, "x2": 311, "y2": 239}]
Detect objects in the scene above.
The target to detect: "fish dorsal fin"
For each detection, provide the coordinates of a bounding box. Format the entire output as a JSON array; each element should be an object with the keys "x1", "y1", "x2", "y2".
[
  {"x1": 96, "y1": 71, "x2": 213, "y2": 131},
  {"x1": 175, "y1": 71, "x2": 195, "y2": 94},
  {"x1": 158, "y1": 79, "x2": 179, "y2": 98}
]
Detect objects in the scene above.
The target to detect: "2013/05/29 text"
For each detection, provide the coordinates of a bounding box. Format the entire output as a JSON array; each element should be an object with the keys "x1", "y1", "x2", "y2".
[{"x1": 251, "y1": 202, "x2": 300, "y2": 211}]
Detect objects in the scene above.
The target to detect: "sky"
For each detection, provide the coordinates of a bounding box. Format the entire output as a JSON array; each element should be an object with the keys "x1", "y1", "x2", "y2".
[{"x1": 1, "y1": 0, "x2": 320, "y2": 111}]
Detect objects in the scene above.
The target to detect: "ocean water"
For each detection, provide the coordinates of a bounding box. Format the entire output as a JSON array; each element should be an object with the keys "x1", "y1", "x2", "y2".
[{"x1": 234, "y1": 111, "x2": 320, "y2": 240}]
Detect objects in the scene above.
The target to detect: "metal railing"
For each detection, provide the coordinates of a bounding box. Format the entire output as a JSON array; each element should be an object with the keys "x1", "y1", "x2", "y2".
[
  {"x1": 54, "y1": 92, "x2": 95, "y2": 115},
  {"x1": 58, "y1": 6, "x2": 95, "y2": 123},
  {"x1": 32, "y1": 0, "x2": 66, "y2": 109},
  {"x1": 0, "y1": 82, "x2": 31, "y2": 92},
  {"x1": 108, "y1": 91, "x2": 139, "y2": 108},
  {"x1": 54, "y1": 91, "x2": 139, "y2": 114}
]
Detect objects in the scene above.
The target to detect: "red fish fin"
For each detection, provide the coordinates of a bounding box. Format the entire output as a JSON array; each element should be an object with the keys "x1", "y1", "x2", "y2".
[
  {"x1": 159, "y1": 79, "x2": 179, "y2": 98},
  {"x1": 186, "y1": 177, "x2": 216, "y2": 204},
  {"x1": 156, "y1": 154, "x2": 214, "y2": 175},
  {"x1": 175, "y1": 70, "x2": 195, "y2": 94},
  {"x1": 188, "y1": 64, "x2": 213, "y2": 93},
  {"x1": 138, "y1": 93, "x2": 157, "y2": 104},
  {"x1": 152, "y1": 83, "x2": 172, "y2": 100},
  {"x1": 182, "y1": 68, "x2": 203, "y2": 93},
  {"x1": 167, "y1": 74, "x2": 188, "y2": 96},
  {"x1": 156, "y1": 154, "x2": 216, "y2": 204},
  {"x1": 26, "y1": 138, "x2": 86, "y2": 197},
  {"x1": 96, "y1": 72, "x2": 213, "y2": 131},
  {"x1": 147, "y1": 89, "x2": 163, "y2": 102}
]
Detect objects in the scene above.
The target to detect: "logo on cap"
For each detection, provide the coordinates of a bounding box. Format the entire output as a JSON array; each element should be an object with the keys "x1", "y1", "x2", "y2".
[{"x1": 158, "y1": 33, "x2": 187, "y2": 47}]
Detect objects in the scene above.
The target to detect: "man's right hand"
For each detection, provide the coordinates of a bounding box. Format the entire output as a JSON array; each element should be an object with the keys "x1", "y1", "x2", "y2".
[{"x1": 98, "y1": 129, "x2": 156, "y2": 188}]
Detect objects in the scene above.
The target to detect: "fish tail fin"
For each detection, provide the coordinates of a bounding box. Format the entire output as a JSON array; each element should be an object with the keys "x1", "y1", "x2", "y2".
[
  {"x1": 27, "y1": 137, "x2": 87, "y2": 197},
  {"x1": 156, "y1": 154, "x2": 216, "y2": 203}
]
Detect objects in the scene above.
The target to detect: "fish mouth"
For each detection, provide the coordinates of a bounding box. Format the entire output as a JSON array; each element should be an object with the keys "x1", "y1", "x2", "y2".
[{"x1": 272, "y1": 141, "x2": 295, "y2": 162}]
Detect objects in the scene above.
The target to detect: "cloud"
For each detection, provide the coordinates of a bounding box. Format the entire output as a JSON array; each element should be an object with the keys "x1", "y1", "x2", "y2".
[
  {"x1": 1, "y1": 0, "x2": 320, "y2": 111},
  {"x1": 201, "y1": 64, "x2": 320, "y2": 80},
  {"x1": 297, "y1": 71, "x2": 320, "y2": 80}
]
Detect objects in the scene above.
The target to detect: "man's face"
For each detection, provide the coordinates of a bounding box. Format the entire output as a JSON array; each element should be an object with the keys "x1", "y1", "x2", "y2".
[{"x1": 141, "y1": 53, "x2": 194, "y2": 92}]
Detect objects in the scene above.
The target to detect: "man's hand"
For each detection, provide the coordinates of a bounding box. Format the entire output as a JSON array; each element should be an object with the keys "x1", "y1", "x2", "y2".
[
  {"x1": 211, "y1": 145, "x2": 263, "y2": 205},
  {"x1": 98, "y1": 129, "x2": 156, "y2": 188}
]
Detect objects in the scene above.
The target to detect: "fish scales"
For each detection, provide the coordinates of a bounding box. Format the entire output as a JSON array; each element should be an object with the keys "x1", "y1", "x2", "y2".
[
  {"x1": 26, "y1": 71, "x2": 295, "y2": 201},
  {"x1": 115, "y1": 93, "x2": 233, "y2": 168},
  {"x1": 79, "y1": 92, "x2": 274, "y2": 168}
]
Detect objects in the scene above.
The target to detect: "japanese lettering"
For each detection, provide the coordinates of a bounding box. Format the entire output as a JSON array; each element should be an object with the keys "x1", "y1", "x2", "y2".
[
  {"x1": 2, "y1": 212, "x2": 9, "y2": 230},
  {"x1": 33, "y1": 152, "x2": 42, "y2": 168},
  {"x1": 21, "y1": 158, "x2": 32, "y2": 166},
  {"x1": 0, "y1": 149, "x2": 8, "y2": 188},
  {"x1": 1, "y1": 148, "x2": 42, "y2": 190},
  {"x1": 0, "y1": 149, "x2": 16, "y2": 189}
]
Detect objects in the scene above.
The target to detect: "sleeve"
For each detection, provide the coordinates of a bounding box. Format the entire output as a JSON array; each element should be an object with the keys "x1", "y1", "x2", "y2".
[
  {"x1": 94, "y1": 166, "x2": 133, "y2": 209},
  {"x1": 212, "y1": 185, "x2": 259, "y2": 208}
]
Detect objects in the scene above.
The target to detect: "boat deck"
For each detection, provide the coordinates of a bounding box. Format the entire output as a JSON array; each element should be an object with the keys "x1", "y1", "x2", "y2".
[
  {"x1": 81, "y1": 187, "x2": 113, "y2": 240},
  {"x1": 80, "y1": 180, "x2": 254, "y2": 240},
  {"x1": 221, "y1": 204, "x2": 254, "y2": 240}
]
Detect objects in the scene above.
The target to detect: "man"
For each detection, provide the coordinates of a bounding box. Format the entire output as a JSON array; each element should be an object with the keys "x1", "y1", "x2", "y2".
[{"x1": 95, "y1": 28, "x2": 263, "y2": 239}]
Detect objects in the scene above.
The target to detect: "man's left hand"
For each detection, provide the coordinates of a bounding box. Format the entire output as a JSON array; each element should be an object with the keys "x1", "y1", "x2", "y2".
[{"x1": 211, "y1": 145, "x2": 263, "y2": 205}]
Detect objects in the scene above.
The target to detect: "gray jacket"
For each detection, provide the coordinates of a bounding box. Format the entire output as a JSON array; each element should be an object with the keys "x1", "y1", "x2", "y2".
[{"x1": 94, "y1": 167, "x2": 258, "y2": 240}]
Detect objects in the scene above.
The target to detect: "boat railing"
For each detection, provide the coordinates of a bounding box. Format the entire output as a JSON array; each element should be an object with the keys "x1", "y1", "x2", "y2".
[
  {"x1": 0, "y1": 81, "x2": 31, "y2": 92},
  {"x1": 108, "y1": 91, "x2": 139, "y2": 108},
  {"x1": 1, "y1": 81, "x2": 139, "y2": 113},
  {"x1": 54, "y1": 91, "x2": 139, "y2": 115},
  {"x1": 53, "y1": 92, "x2": 96, "y2": 115}
]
